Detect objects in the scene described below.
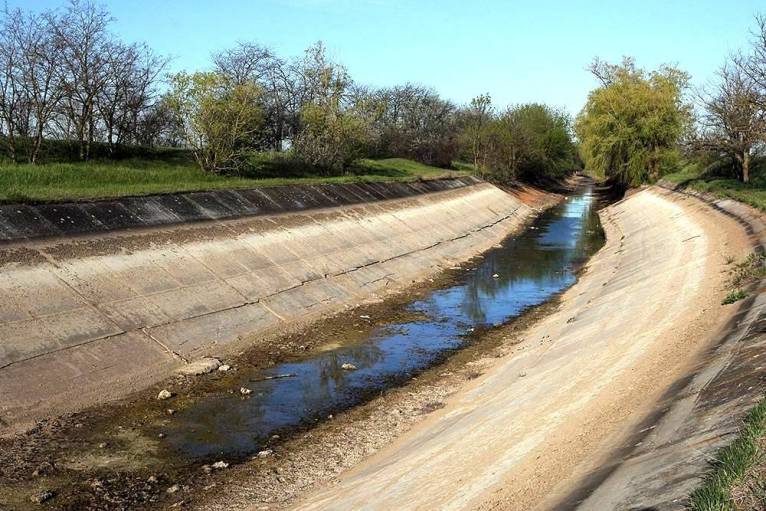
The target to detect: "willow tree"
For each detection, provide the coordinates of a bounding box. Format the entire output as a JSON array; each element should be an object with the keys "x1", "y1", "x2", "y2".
[{"x1": 575, "y1": 57, "x2": 692, "y2": 186}]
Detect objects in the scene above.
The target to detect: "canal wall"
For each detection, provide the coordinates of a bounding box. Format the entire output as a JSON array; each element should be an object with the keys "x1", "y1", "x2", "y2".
[{"x1": 0, "y1": 178, "x2": 559, "y2": 431}]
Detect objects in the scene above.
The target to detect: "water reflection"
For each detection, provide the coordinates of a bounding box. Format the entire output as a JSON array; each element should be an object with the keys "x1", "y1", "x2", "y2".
[{"x1": 164, "y1": 185, "x2": 605, "y2": 461}]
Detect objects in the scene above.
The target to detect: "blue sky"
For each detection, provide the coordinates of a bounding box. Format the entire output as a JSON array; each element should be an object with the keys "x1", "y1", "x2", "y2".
[{"x1": 12, "y1": 0, "x2": 765, "y2": 115}]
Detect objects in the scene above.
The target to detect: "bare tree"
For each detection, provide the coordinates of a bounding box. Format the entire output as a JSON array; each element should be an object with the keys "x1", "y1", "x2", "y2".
[
  {"x1": 52, "y1": 0, "x2": 111, "y2": 159},
  {"x1": 0, "y1": 8, "x2": 27, "y2": 162},
  {"x1": 97, "y1": 41, "x2": 166, "y2": 150},
  {"x1": 697, "y1": 61, "x2": 766, "y2": 183},
  {"x1": 15, "y1": 10, "x2": 62, "y2": 163}
]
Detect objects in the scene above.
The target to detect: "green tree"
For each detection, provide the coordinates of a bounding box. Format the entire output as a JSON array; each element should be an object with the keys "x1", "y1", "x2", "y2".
[
  {"x1": 292, "y1": 42, "x2": 369, "y2": 174},
  {"x1": 576, "y1": 57, "x2": 691, "y2": 186},
  {"x1": 461, "y1": 93, "x2": 493, "y2": 173},
  {"x1": 482, "y1": 103, "x2": 577, "y2": 182},
  {"x1": 165, "y1": 71, "x2": 263, "y2": 172}
]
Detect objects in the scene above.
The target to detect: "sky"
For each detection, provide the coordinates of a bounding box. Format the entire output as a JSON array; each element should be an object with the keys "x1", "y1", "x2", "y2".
[{"x1": 11, "y1": 0, "x2": 766, "y2": 115}]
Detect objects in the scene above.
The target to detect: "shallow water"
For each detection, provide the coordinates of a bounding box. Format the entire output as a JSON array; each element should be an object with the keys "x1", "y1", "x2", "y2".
[{"x1": 163, "y1": 184, "x2": 605, "y2": 461}]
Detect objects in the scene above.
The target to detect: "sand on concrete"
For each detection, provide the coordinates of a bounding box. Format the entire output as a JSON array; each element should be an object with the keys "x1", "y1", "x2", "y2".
[{"x1": 285, "y1": 186, "x2": 752, "y2": 511}]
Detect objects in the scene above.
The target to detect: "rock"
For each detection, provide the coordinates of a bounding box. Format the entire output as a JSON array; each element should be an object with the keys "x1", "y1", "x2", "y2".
[
  {"x1": 341, "y1": 363, "x2": 357, "y2": 371},
  {"x1": 201, "y1": 464, "x2": 213, "y2": 474},
  {"x1": 240, "y1": 387, "x2": 252, "y2": 395},
  {"x1": 157, "y1": 389, "x2": 173, "y2": 400},
  {"x1": 147, "y1": 475, "x2": 158, "y2": 484},
  {"x1": 166, "y1": 484, "x2": 180, "y2": 494},
  {"x1": 176, "y1": 357, "x2": 221, "y2": 376},
  {"x1": 30, "y1": 490, "x2": 55, "y2": 504},
  {"x1": 218, "y1": 364, "x2": 231, "y2": 372},
  {"x1": 166, "y1": 409, "x2": 176, "y2": 415},
  {"x1": 157, "y1": 432, "x2": 166, "y2": 439},
  {"x1": 359, "y1": 315, "x2": 370, "y2": 319},
  {"x1": 98, "y1": 442, "x2": 107, "y2": 449},
  {"x1": 211, "y1": 460, "x2": 229, "y2": 470},
  {"x1": 492, "y1": 273, "x2": 499, "y2": 278},
  {"x1": 256, "y1": 449, "x2": 273, "y2": 458}
]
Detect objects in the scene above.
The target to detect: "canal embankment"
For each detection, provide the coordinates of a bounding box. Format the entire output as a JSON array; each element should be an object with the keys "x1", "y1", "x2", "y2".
[
  {"x1": 0, "y1": 177, "x2": 559, "y2": 433},
  {"x1": 278, "y1": 185, "x2": 754, "y2": 511}
]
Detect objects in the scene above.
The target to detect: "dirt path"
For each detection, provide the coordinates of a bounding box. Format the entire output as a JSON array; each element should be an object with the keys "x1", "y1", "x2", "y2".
[{"x1": 283, "y1": 187, "x2": 752, "y2": 511}]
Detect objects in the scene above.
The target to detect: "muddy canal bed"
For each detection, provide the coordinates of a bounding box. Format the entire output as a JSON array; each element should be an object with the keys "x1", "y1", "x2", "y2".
[{"x1": 0, "y1": 185, "x2": 604, "y2": 510}]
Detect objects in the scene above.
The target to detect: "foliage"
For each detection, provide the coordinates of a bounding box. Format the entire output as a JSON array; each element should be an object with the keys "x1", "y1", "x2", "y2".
[
  {"x1": 576, "y1": 57, "x2": 692, "y2": 187},
  {"x1": 663, "y1": 157, "x2": 766, "y2": 211},
  {"x1": 722, "y1": 289, "x2": 748, "y2": 305},
  {"x1": 165, "y1": 71, "x2": 264, "y2": 172},
  {"x1": 489, "y1": 103, "x2": 577, "y2": 182},
  {"x1": 288, "y1": 43, "x2": 370, "y2": 174},
  {"x1": 689, "y1": 398, "x2": 766, "y2": 510}
]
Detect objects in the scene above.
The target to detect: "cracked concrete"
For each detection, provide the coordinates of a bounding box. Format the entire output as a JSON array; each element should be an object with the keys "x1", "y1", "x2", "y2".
[{"x1": 0, "y1": 180, "x2": 557, "y2": 433}]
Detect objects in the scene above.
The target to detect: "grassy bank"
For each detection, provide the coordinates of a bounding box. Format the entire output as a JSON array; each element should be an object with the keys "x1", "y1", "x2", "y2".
[
  {"x1": 0, "y1": 153, "x2": 467, "y2": 203},
  {"x1": 689, "y1": 397, "x2": 766, "y2": 510},
  {"x1": 663, "y1": 160, "x2": 766, "y2": 212}
]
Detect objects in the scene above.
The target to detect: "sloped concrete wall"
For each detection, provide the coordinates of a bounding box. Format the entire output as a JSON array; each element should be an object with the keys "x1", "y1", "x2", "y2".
[
  {"x1": 0, "y1": 177, "x2": 480, "y2": 242},
  {"x1": 0, "y1": 180, "x2": 557, "y2": 430}
]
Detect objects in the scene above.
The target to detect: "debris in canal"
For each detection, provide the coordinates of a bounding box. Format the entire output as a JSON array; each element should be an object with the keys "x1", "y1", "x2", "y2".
[
  {"x1": 249, "y1": 373, "x2": 297, "y2": 382},
  {"x1": 177, "y1": 358, "x2": 222, "y2": 376},
  {"x1": 157, "y1": 389, "x2": 173, "y2": 400}
]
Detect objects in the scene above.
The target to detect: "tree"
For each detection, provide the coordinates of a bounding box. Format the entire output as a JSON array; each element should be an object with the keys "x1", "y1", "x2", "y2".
[
  {"x1": 481, "y1": 103, "x2": 577, "y2": 182},
  {"x1": 461, "y1": 93, "x2": 493, "y2": 172},
  {"x1": 696, "y1": 61, "x2": 765, "y2": 183},
  {"x1": 291, "y1": 42, "x2": 369, "y2": 173},
  {"x1": 576, "y1": 57, "x2": 692, "y2": 186},
  {"x1": 165, "y1": 71, "x2": 264, "y2": 172},
  {"x1": 52, "y1": 0, "x2": 115, "y2": 160},
  {"x1": 0, "y1": 7, "x2": 33, "y2": 162}
]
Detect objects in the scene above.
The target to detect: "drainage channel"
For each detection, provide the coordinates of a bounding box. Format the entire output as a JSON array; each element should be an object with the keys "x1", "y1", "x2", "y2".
[{"x1": 159, "y1": 183, "x2": 605, "y2": 462}]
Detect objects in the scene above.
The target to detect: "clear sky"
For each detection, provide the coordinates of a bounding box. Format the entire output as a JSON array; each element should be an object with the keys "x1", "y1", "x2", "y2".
[{"x1": 11, "y1": 0, "x2": 765, "y2": 115}]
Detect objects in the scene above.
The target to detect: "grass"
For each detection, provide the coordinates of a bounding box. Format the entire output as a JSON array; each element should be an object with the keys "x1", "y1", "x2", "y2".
[
  {"x1": 722, "y1": 289, "x2": 748, "y2": 305},
  {"x1": 719, "y1": 252, "x2": 766, "y2": 305},
  {"x1": 689, "y1": 398, "x2": 766, "y2": 510},
  {"x1": 0, "y1": 153, "x2": 467, "y2": 203},
  {"x1": 663, "y1": 159, "x2": 766, "y2": 212}
]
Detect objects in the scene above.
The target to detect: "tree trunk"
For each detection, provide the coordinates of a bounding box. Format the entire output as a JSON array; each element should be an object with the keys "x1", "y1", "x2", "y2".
[
  {"x1": 31, "y1": 126, "x2": 44, "y2": 164},
  {"x1": 743, "y1": 150, "x2": 750, "y2": 184}
]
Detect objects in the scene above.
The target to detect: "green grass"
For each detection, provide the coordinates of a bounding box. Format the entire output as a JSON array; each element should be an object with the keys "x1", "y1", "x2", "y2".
[
  {"x1": 722, "y1": 289, "x2": 748, "y2": 305},
  {"x1": 689, "y1": 398, "x2": 766, "y2": 510},
  {"x1": 663, "y1": 159, "x2": 766, "y2": 212},
  {"x1": 0, "y1": 155, "x2": 466, "y2": 203}
]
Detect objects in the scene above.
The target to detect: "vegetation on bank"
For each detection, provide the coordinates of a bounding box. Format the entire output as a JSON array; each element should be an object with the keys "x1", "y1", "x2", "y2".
[
  {"x1": 0, "y1": 1, "x2": 579, "y2": 190},
  {"x1": 689, "y1": 397, "x2": 766, "y2": 510},
  {"x1": 663, "y1": 158, "x2": 766, "y2": 212},
  {"x1": 0, "y1": 152, "x2": 465, "y2": 203}
]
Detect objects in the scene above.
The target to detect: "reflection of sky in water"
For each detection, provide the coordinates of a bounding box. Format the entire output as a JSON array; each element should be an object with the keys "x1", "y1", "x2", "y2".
[{"x1": 164, "y1": 188, "x2": 605, "y2": 461}]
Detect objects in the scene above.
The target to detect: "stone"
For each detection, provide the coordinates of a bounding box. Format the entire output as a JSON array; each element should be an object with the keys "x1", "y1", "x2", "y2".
[
  {"x1": 240, "y1": 387, "x2": 252, "y2": 395},
  {"x1": 157, "y1": 389, "x2": 173, "y2": 400},
  {"x1": 257, "y1": 449, "x2": 273, "y2": 458},
  {"x1": 147, "y1": 476, "x2": 158, "y2": 484},
  {"x1": 176, "y1": 358, "x2": 221, "y2": 376},
  {"x1": 98, "y1": 442, "x2": 107, "y2": 449},
  {"x1": 492, "y1": 273, "x2": 499, "y2": 278},
  {"x1": 218, "y1": 364, "x2": 231, "y2": 372},
  {"x1": 30, "y1": 490, "x2": 55, "y2": 504},
  {"x1": 157, "y1": 432, "x2": 166, "y2": 439},
  {"x1": 166, "y1": 409, "x2": 176, "y2": 415},
  {"x1": 166, "y1": 484, "x2": 180, "y2": 494},
  {"x1": 341, "y1": 363, "x2": 357, "y2": 371},
  {"x1": 211, "y1": 460, "x2": 229, "y2": 470}
]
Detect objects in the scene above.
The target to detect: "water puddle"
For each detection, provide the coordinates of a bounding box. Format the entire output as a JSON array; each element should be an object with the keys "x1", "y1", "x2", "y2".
[{"x1": 162, "y1": 184, "x2": 605, "y2": 461}]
